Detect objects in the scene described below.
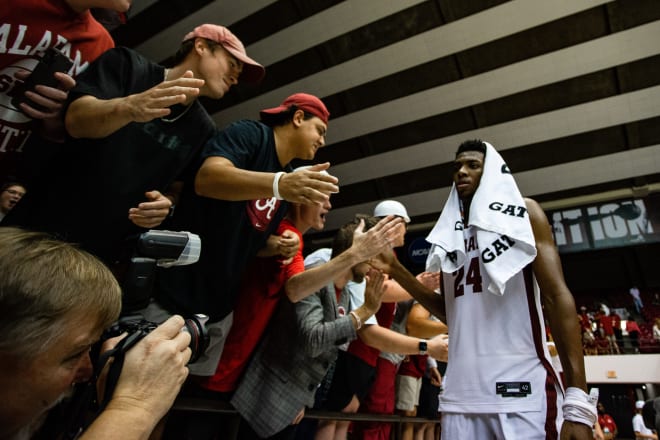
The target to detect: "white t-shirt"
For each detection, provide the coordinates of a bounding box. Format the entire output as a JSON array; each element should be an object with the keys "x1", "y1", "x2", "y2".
[{"x1": 633, "y1": 413, "x2": 653, "y2": 436}]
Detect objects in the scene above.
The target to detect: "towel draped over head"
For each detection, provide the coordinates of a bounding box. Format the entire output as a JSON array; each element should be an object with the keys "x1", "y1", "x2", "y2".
[{"x1": 425, "y1": 142, "x2": 536, "y2": 295}]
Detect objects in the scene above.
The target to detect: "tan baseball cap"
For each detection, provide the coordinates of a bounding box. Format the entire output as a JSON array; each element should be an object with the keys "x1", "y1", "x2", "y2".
[{"x1": 183, "y1": 24, "x2": 265, "y2": 83}]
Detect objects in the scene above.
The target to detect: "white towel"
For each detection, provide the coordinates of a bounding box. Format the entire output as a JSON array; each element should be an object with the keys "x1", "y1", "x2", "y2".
[{"x1": 425, "y1": 142, "x2": 536, "y2": 295}]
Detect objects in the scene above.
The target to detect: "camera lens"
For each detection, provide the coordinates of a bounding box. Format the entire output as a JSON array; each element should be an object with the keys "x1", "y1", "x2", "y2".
[{"x1": 183, "y1": 314, "x2": 210, "y2": 363}]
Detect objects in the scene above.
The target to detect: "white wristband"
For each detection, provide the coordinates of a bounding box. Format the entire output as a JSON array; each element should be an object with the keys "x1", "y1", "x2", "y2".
[
  {"x1": 562, "y1": 387, "x2": 597, "y2": 427},
  {"x1": 272, "y1": 171, "x2": 285, "y2": 200},
  {"x1": 349, "y1": 311, "x2": 362, "y2": 330}
]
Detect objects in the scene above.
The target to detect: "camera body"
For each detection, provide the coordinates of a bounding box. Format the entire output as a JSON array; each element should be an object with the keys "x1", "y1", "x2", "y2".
[
  {"x1": 102, "y1": 313, "x2": 210, "y2": 364},
  {"x1": 11, "y1": 47, "x2": 73, "y2": 112}
]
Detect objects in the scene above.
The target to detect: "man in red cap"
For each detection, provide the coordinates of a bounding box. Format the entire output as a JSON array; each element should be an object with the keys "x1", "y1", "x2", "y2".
[
  {"x1": 149, "y1": 93, "x2": 340, "y2": 381},
  {"x1": 4, "y1": 24, "x2": 263, "y2": 269}
]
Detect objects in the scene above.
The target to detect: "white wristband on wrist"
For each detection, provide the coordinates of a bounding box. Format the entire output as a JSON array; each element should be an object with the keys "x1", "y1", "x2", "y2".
[
  {"x1": 562, "y1": 387, "x2": 597, "y2": 427},
  {"x1": 272, "y1": 171, "x2": 285, "y2": 200}
]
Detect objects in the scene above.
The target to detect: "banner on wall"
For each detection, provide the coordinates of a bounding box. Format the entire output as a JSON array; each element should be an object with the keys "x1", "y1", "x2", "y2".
[{"x1": 547, "y1": 195, "x2": 660, "y2": 254}]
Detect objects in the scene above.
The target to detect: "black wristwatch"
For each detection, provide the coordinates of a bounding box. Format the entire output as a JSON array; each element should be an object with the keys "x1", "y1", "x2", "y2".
[{"x1": 418, "y1": 340, "x2": 428, "y2": 355}]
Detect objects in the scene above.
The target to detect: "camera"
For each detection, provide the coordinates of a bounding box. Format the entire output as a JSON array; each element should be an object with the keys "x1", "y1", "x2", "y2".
[
  {"x1": 11, "y1": 47, "x2": 74, "y2": 113},
  {"x1": 102, "y1": 313, "x2": 210, "y2": 364},
  {"x1": 122, "y1": 230, "x2": 201, "y2": 313}
]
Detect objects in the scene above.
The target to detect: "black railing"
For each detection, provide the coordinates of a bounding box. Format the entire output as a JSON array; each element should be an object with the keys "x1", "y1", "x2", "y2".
[{"x1": 172, "y1": 397, "x2": 441, "y2": 439}]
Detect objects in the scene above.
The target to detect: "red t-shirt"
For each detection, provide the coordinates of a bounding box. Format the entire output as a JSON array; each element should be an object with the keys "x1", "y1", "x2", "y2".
[
  {"x1": 598, "y1": 413, "x2": 617, "y2": 434},
  {"x1": 599, "y1": 313, "x2": 614, "y2": 336},
  {"x1": 0, "y1": 0, "x2": 114, "y2": 179},
  {"x1": 201, "y1": 219, "x2": 304, "y2": 392}
]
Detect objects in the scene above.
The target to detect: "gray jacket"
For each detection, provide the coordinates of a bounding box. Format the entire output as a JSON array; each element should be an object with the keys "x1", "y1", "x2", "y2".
[{"x1": 232, "y1": 280, "x2": 356, "y2": 438}]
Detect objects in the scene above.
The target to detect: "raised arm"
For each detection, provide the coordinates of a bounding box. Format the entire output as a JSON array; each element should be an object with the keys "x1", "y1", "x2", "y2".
[
  {"x1": 357, "y1": 324, "x2": 448, "y2": 362},
  {"x1": 285, "y1": 217, "x2": 403, "y2": 302},
  {"x1": 195, "y1": 160, "x2": 338, "y2": 204},
  {"x1": 296, "y1": 270, "x2": 385, "y2": 358},
  {"x1": 65, "y1": 71, "x2": 203, "y2": 139},
  {"x1": 371, "y1": 252, "x2": 445, "y2": 322},
  {"x1": 406, "y1": 302, "x2": 448, "y2": 338}
]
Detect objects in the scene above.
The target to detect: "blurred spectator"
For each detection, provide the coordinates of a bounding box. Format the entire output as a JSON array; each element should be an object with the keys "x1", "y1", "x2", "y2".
[
  {"x1": 597, "y1": 401, "x2": 618, "y2": 439},
  {"x1": 1, "y1": 0, "x2": 120, "y2": 184},
  {"x1": 633, "y1": 400, "x2": 658, "y2": 440},
  {"x1": 580, "y1": 306, "x2": 593, "y2": 333},
  {"x1": 653, "y1": 317, "x2": 660, "y2": 342},
  {"x1": 0, "y1": 182, "x2": 26, "y2": 222},
  {"x1": 626, "y1": 318, "x2": 642, "y2": 353},
  {"x1": 597, "y1": 308, "x2": 620, "y2": 354},
  {"x1": 0, "y1": 227, "x2": 190, "y2": 439},
  {"x1": 611, "y1": 310, "x2": 624, "y2": 350},
  {"x1": 630, "y1": 286, "x2": 644, "y2": 315}
]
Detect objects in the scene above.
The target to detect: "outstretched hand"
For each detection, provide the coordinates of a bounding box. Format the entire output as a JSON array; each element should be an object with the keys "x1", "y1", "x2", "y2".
[
  {"x1": 363, "y1": 269, "x2": 386, "y2": 314},
  {"x1": 416, "y1": 271, "x2": 440, "y2": 292},
  {"x1": 125, "y1": 70, "x2": 204, "y2": 122},
  {"x1": 351, "y1": 215, "x2": 404, "y2": 262},
  {"x1": 277, "y1": 162, "x2": 339, "y2": 205}
]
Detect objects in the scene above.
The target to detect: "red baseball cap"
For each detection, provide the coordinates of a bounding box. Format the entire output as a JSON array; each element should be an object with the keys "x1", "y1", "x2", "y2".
[
  {"x1": 183, "y1": 24, "x2": 265, "y2": 83},
  {"x1": 260, "y1": 93, "x2": 330, "y2": 124}
]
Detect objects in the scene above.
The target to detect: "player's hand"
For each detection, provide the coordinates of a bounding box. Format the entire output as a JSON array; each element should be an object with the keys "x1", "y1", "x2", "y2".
[
  {"x1": 416, "y1": 271, "x2": 440, "y2": 292},
  {"x1": 559, "y1": 420, "x2": 596, "y2": 440}
]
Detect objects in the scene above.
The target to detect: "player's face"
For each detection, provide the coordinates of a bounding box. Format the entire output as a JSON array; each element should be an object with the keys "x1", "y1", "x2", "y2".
[{"x1": 452, "y1": 151, "x2": 484, "y2": 200}]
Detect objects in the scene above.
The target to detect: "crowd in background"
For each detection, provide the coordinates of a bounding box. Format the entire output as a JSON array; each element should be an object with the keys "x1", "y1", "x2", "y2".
[{"x1": 577, "y1": 289, "x2": 660, "y2": 356}]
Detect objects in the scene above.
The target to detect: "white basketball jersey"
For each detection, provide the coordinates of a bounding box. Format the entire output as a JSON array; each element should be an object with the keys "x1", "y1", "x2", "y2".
[{"x1": 438, "y1": 226, "x2": 560, "y2": 414}]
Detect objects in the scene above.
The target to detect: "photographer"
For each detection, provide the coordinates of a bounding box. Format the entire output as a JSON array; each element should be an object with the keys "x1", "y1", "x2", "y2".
[{"x1": 0, "y1": 227, "x2": 190, "y2": 440}]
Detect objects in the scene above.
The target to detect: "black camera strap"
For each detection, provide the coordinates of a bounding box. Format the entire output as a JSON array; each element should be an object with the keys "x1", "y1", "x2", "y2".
[{"x1": 96, "y1": 329, "x2": 150, "y2": 410}]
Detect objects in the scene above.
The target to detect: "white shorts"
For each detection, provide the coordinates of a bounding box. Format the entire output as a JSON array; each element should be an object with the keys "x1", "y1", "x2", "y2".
[
  {"x1": 139, "y1": 300, "x2": 233, "y2": 376},
  {"x1": 395, "y1": 375, "x2": 422, "y2": 411},
  {"x1": 440, "y1": 381, "x2": 563, "y2": 440}
]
